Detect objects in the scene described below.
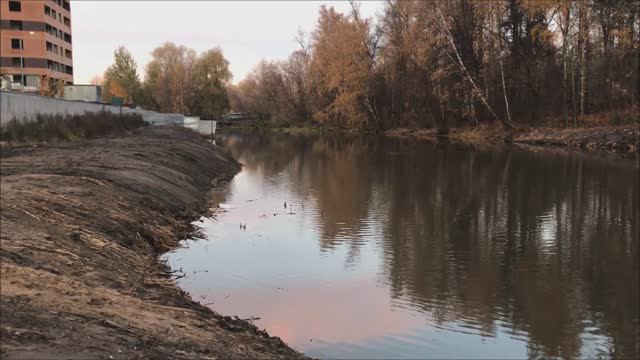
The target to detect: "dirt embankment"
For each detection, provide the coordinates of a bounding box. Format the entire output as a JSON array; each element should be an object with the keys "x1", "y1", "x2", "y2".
[
  {"x1": 385, "y1": 124, "x2": 639, "y2": 153},
  {"x1": 0, "y1": 127, "x2": 305, "y2": 359}
]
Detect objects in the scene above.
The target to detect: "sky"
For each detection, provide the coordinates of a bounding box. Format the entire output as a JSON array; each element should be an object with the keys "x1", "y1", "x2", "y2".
[{"x1": 71, "y1": 1, "x2": 384, "y2": 85}]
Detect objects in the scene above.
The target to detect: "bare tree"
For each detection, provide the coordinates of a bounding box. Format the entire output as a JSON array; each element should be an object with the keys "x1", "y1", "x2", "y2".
[{"x1": 435, "y1": 4, "x2": 515, "y2": 129}]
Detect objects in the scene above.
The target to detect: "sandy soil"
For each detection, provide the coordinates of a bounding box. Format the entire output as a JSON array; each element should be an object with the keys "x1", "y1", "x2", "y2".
[
  {"x1": 385, "y1": 124, "x2": 639, "y2": 153},
  {"x1": 0, "y1": 126, "x2": 305, "y2": 359}
]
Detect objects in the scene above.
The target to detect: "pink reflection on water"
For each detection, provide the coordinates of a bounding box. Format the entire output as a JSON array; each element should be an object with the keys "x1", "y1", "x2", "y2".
[{"x1": 192, "y1": 278, "x2": 425, "y2": 348}]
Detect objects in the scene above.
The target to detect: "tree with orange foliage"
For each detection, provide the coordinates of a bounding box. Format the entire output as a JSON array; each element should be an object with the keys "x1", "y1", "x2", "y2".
[
  {"x1": 308, "y1": 4, "x2": 381, "y2": 129},
  {"x1": 38, "y1": 75, "x2": 64, "y2": 98}
]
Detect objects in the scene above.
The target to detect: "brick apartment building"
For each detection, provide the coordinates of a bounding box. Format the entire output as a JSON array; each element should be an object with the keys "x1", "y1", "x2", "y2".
[{"x1": 0, "y1": 0, "x2": 73, "y2": 90}]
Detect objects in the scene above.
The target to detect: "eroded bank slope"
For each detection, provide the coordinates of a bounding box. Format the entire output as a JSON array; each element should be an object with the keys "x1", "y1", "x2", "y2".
[
  {"x1": 0, "y1": 127, "x2": 304, "y2": 359},
  {"x1": 385, "y1": 125, "x2": 639, "y2": 153}
]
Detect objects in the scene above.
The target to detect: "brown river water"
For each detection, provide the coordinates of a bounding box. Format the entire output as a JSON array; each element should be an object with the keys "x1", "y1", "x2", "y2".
[{"x1": 164, "y1": 131, "x2": 639, "y2": 359}]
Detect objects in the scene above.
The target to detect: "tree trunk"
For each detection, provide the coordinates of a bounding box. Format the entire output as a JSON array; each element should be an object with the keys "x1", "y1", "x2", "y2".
[
  {"x1": 499, "y1": 57, "x2": 513, "y2": 126},
  {"x1": 598, "y1": 3, "x2": 613, "y2": 110},
  {"x1": 562, "y1": 47, "x2": 568, "y2": 127},
  {"x1": 435, "y1": 86, "x2": 449, "y2": 134},
  {"x1": 571, "y1": 49, "x2": 577, "y2": 127},
  {"x1": 464, "y1": 83, "x2": 477, "y2": 125},
  {"x1": 561, "y1": 4, "x2": 570, "y2": 128},
  {"x1": 391, "y1": 77, "x2": 396, "y2": 120},
  {"x1": 484, "y1": 68, "x2": 490, "y2": 105},
  {"x1": 579, "y1": 1, "x2": 588, "y2": 127},
  {"x1": 490, "y1": 1, "x2": 513, "y2": 128},
  {"x1": 470, "y1": 98, "x2": 478, "y2": 126}
]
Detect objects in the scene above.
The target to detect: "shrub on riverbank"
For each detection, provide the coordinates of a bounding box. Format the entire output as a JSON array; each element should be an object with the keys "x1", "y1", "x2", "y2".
[{"x1": 1, "y1": 111, "x2": 146, "y2": 143}]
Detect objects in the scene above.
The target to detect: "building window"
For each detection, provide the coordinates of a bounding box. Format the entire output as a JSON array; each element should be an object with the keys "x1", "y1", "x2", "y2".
[
  {"x1": 63, "y1": 17, "x2": 70, "y2": 27},
  {"x1": 12, "y1": 75, "x2": 25, "y2": 86},
  {"x1": 65, "y1": 49, "x2": 72, "y2": 59},
  {"x1": 11, "y1": 38, "x2": 23, "y2": 50},
  {"x1": 46, "y1": 41, "x2": 53, "y2": 52},
  {"x1": 47, "y1": 60, "x2": 65, "y2": 72},
  {"x1": 46, "y1": 24, "x2": 64, "y2": 39},
  {"x1": 62, "y1": 0, "x2": 70, "y2": 11},
  {"x1": 65, "y1": 65, "x2": 73, "y2": 75},
  {"x1": 9, "y1": 1, "x2": 21, "y2": 12},
  {"x1": 9, "y1": 20, "x2": 23, "y2": 30},
  {"x1": 45, "y1": 5, "x2": 51, "y2": 15},
  {"x1": 25, "y1": 75, "x2": 40, "y2": 88},
  {"x1": 12, "y1": 57, "x2": 23, "y2": 67},
  {"x1": 64, "y1": 33, "x2": 72, "y2": 43}
]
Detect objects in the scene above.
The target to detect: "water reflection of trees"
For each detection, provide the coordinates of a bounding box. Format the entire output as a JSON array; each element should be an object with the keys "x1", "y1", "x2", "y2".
[{"x1": 220, "y1": 133, "x2": 639, "y2": 359}]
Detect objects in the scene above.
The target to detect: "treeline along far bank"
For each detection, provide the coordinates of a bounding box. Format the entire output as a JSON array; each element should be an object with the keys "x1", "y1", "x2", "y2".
[
  {"x1": 228, "y1": 0, "x2": 639, "y2": 131},
  {"x1": 98, "y1": 0, "x2": 639, "y2": 132}
]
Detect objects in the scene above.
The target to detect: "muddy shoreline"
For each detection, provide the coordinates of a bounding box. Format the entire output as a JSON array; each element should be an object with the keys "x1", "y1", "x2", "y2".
[
  {"x1": 0, "y1": 127, "x2": 305, "y2": 359},
  {"x1": 385, "y1": 124, "x2": 639, "y2": 153}
]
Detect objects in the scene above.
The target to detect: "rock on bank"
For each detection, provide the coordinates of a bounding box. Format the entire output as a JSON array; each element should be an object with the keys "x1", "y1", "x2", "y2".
[{"x1": 0, "y1": 126, "x2": 305, "y2": 359}]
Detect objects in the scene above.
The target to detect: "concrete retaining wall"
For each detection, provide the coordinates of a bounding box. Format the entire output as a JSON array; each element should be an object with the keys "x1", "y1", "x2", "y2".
[
  {"x1": 183, "y1": 116, "x2": 217, "y2": 135},
  {"x1": 1, "y1": 91, "x2": 184, "y2": 127},
  {"x1": 184, "y1": 116, "x2": 200, "y2": 132},
  {"x1": 197, "y1": 120, "x2": 217, "y2": 136}
]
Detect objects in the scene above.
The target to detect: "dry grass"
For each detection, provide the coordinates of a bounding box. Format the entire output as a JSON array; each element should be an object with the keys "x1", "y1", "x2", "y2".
[
  {"x1": 1, "y1": 127, "x2": 303, "y2": 359},
  {"x1": 1, "y1": 111, "x2": 146, "y2": 143},
  {"x1": 386, "y1": 121, "x2": 638, "y2": 153},
  {"x1": 385, "y1": 124, "x2": 509, "y2": 144},
  {"x1": 537, "y1": 107, "x2": 639, "y2": 128}
]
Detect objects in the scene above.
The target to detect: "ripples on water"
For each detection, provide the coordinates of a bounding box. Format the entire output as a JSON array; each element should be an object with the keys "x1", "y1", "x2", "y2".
[{"x1": 164, "y1": 132, "x2": 639, "y2": 359}]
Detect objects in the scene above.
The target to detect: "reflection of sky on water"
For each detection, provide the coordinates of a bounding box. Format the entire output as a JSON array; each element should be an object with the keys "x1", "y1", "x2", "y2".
[
  {"x1": 163, "y1": 132, "x2": 639, "y2": 359},
  {"x1": 169, "y1": 211, "x2": 531, "y2": 359}
]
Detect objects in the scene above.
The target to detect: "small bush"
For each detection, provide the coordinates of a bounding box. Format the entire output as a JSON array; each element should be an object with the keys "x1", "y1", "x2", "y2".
[{"x1": 1, "y1": 111, "x2": 147, "y2": 143}]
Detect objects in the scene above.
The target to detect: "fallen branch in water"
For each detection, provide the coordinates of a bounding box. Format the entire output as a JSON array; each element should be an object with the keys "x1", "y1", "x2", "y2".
[{"x1": 237, "y1": 316, "x2": 261, "y2": 322}]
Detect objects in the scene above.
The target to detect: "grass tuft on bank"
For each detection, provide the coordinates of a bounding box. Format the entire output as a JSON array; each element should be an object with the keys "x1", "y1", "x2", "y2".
[{"x1": 1, "y1": 111, "x2": 146, "y2": 143}]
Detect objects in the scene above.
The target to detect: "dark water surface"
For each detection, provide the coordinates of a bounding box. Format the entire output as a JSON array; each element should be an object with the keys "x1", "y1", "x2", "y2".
[{"x1": 164, "y1": 131, "x2": 639, "y2": 359}]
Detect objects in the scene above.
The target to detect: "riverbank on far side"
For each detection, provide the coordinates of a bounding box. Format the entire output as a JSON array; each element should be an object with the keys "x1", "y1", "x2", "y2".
[{"x1": 385, "y1": 124, "x2": 639, "y2": 154}]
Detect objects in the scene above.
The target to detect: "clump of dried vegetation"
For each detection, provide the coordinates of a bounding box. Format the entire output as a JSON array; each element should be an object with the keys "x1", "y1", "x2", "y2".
[{"x1": 1, "y1": 111, "x2": 146, "y2": 143}]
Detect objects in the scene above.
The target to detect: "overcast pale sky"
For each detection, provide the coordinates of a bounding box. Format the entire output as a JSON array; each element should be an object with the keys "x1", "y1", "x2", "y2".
[{"x1": 71, "y1": 1, "x2": 384, "y2": 84}]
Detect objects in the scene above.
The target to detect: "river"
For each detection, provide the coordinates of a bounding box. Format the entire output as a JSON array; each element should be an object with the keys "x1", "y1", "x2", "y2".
[{"x1": 164, "y1": 131, "x2": 639, "y2": 359}]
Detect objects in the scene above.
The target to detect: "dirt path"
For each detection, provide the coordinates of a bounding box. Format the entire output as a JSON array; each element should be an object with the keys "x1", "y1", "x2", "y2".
[
  {"x1": 0, "y1": 127, "x2": 305, "y2": 359},
  {"x1": 385, "y1": 125, "x2": 639, "y2": 153}
]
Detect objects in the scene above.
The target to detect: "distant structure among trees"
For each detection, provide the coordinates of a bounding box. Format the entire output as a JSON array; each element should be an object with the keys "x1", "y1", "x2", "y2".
[
  {"x1": 228, "y1": 0, "x2": 639, "y2": 131},
  {"x1": 100, "y1": 43, "x2": 232, "y2": 119}
]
